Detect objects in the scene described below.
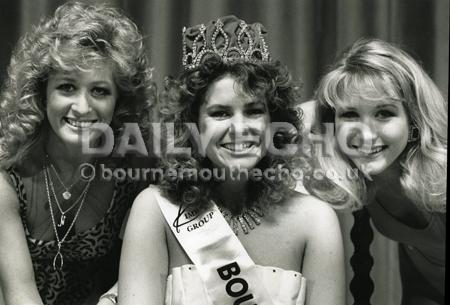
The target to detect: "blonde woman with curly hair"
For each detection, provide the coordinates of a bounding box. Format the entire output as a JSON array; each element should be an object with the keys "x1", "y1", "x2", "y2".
[
  {"x1": 0, "y1": 2, "x2": 154, "y2": 305},
  {"x1": 305, "y1": 38, "x2": 446, "y2": 305}
]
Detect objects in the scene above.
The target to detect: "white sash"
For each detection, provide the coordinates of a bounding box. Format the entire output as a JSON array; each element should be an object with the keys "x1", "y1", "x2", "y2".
[{"x1": 155, "y1": 189, "x2": 274, "y2": 305}]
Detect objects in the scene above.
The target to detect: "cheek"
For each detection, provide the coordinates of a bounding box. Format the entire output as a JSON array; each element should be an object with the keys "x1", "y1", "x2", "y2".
[
  {"x1": 260, "y1": 117, "x2": 270, "y2": 132},
  {"x1": 97, "y1": 99, "x2": 117, "y2": 121},
  {"x1": 46, "y1": 95, "x2": 67, "y2": 117},
  {"x1": 259, "y1": 120, "x2": 271, "y2": 145},
  {"x1": 200, "y1": 118, "x2": 227, "y2": 138},
  {"x1": 379, "y1": 121, "x2": 409, "y2": 146}
]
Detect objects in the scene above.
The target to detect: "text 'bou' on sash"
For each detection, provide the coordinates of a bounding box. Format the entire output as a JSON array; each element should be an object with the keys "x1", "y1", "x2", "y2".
[{"x1": 156, "y1": 189, "x2": 275, "y2": 305}]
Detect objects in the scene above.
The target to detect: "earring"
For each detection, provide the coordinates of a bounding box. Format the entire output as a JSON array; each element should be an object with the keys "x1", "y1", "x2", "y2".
[{"x1": 408, "y1": 125, "x2": 419, "y2": 142}]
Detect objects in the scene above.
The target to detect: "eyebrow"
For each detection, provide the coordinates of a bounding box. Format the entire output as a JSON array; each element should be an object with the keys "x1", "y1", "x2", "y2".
[
  {"x1": 52, "y1": 75, "x2": 76, "y2": 81},
  {"x1": 336, "y1": 106, "x2": 357, "y2": 111},
  {"x1": 52, "y1": 76, "x2": 113, "y2": 85},
  {"x1": 374, "y1": 103, "x2": 400, "y2": 109},
  {"x1": 244, "y1": 101, "x2": 267, "y2": 108},
  {"x1": 205, "y1": 104, "x2": 229, "y2": 109},
  {"x1": 91, "y1": 80, "x2": 114, "y2": 86}
]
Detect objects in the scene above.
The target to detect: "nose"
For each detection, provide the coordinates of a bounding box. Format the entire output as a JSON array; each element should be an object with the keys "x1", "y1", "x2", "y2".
[
  {"x1": 348, "y1": 120, "x2": 378, "y2": 149},
  {"x1": 229, "y1": 113, "x2": 250, "y2": 137},
  {"x1": 71, "y1": 92, "x2": 92, "y2": 115},
  {"x1": 362, "y1": 118, "x2": 379, "y2": 143},
  {"x1": 359, "y1": 124, "x2": 377, "y2": 144}
]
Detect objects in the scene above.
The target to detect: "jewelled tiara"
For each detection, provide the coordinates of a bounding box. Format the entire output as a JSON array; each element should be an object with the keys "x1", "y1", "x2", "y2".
[{"x1": 182, "y1": 15, "x2": 271, "y2": 70}]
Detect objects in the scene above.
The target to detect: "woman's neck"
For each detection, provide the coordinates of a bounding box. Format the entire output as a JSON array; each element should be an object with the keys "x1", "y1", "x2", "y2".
[
  {"x1": 213, "y1": 179, "x2": 248, "y2": 213},
  {"x1": 45, "y1": 131, "x2": 95, "y2": 181}
]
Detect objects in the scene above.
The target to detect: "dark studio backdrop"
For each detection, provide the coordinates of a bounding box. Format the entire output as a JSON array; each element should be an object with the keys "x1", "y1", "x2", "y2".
[{"x1": 0, "y1": 0, "x2": 448, "y2": 305}]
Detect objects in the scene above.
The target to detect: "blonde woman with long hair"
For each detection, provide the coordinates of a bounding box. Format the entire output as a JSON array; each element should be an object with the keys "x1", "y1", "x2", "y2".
[{"x1": 306, "y1": 38, "x2": 446, "y2": 305}]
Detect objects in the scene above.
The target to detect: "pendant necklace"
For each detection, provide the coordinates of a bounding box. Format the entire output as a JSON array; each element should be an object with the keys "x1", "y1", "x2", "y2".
[
  {"x1": 218, "y1": 205, "x2": 264, "y2": 236},
  {"x1": 46, "y1": 165, "x2": 90, "y2": 227},
  {"x1": 44, "y1": 166, "x2": 91, "y2": 270},
  {"x1": 46, "y1": 155, "x2": 79, "y2": 200}
]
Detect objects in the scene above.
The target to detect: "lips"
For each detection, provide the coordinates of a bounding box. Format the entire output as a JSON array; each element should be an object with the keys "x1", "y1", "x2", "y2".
[
  {"x1": 353, "y1": 145, "x2": 388, "y2": 156},
  {"x1": 220, "y1": 141, "x2": 258, "y2": 152},
  {"x1": 64, "y1": 117, "x2": 98, "y2": 129}
]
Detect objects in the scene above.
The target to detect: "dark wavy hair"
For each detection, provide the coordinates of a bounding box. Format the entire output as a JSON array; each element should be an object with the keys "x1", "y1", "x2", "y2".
[
  {"x1": 0, "y1": 2, "x2": 155, "y2": 169},
  {"x1": 158, "y1": 55, "x2": 306, "y2": 211}
]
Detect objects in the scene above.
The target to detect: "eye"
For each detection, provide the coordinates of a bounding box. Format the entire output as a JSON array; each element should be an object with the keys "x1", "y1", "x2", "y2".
[
  {"x1": 338, "y1": 111, "x2": 359, "y2": 119},
  {"x1": 375, "y1": 109, "x2": 396, "y2": 120},
  {"x1": 56, "y1": 83, "x2": 76, "y2": 94},
  {"x1": 209, "y1": 110, "x2": 230, "y2": 119},
  {"x1": 246, "y1": 107, "x2": 267, "y2": 116},
  {"x1": 91, "y1": 87, "x2": 112, "y2": 98}
]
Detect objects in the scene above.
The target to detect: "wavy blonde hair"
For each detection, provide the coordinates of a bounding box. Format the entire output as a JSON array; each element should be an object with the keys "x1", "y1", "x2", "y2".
[
  {"x1": 305, "y1": 38, "x2": 447, "y2": 212},
  {"x1": 0, "y1": 2, "x2": 155, "y2": 169}
]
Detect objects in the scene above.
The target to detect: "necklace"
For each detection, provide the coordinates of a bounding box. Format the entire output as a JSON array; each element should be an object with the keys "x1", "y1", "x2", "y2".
[
  {"x1": 44, "y1": 166, "x2": 91, "y2": 270},
  {"x1": 218, "y1": 205, "x2": 264, "y2": 236},
  {"x1": 46, "y1": 166, "x2": 90, "y2": 227},
  {"x1": 47, "y1": 155, "x2": 79, "y2": 200}
]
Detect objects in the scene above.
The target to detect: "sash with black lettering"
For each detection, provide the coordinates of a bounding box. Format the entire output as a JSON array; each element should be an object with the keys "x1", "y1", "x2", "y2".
[{"x1": 155, "y1": 188, "x2": 274, "y2": 305}]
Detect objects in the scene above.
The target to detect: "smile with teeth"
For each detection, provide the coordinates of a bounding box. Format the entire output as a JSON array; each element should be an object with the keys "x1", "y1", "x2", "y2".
[
  {"x1": 221, "y1": 142, "x2": 257, "y2": 152},
  {"x1": 64, "y1": 117, "x2": 97, "y2": 128},
  {"x1": 354, "y1": 145, "x2": 387, "y2": 155}
]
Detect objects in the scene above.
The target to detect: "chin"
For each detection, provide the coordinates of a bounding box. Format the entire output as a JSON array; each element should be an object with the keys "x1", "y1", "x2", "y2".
[
  {"x1": 57, "y1": 132, "x2": 81, "y2": 145},
  {"x1": 355, "y1": 161, "x2": 390, "y2": 177},
  {"x1": 59, "y1": 131, "x2": 98, "y2": 147},
  {"x1": 229, "y1": 160, "x2": 260, "y2": 170}
]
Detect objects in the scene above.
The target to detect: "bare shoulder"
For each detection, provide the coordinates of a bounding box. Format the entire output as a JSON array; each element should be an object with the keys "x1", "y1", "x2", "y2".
[
  {"x1": 127, "y1": 185, "x2": 166, "y2": 229},
  {"x1": 132, "y1": 185, "x2": 161, "y2": 207},
  {"x1": 0, "y1": 169, "x2": 14, "y2": 187},
  {"x1": 0, "y1": 170, "x2": 20, "y2": 212},
  {"x1": 283, "y1": 193, "x2": 340, "y2": 237},
  {"x1": 286, "y1": 192, "x2": 337, "y2": 218},
  {"x1": 130, "y1": 185, "x2": 163, "y2": 213}
]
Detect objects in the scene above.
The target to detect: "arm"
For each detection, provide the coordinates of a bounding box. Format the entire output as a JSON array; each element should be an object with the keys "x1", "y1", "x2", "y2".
[
  {"x1": 300, "y1": 196, "x2": 346, "y2": 305},
  {"x1": 118, "y1": 187, "x2": 168, "y2": 305},
  {"x1": 0, "y1": 171, "x2": 43, "y2": 305}
]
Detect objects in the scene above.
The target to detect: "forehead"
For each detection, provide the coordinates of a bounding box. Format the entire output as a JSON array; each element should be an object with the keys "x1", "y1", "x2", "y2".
[
  {"x1": 49, "y1": 64, "x2": 115, "y2": 82},
  {"x1": 334, "y1": 72, "x2": 402, "y2": 109},
  {"x1": 204, "y1": 75, "x2": 262, "y2": 106},
  {"x1": 336, "y1": 95, "x2": 404, "y2": 110}
]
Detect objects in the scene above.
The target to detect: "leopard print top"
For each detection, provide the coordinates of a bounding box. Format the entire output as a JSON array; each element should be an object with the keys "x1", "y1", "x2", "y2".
[{"x1": 8, "y1": 169, "x2": 138, "y2": 305}]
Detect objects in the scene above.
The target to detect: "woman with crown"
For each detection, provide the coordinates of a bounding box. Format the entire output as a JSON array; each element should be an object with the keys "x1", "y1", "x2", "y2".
[
  {"x1": 0, "y1": 2, "x2": 154, "y2": 305},
  {"x1": 119, "y1": 16, "x2": 345, "y2": 305}
]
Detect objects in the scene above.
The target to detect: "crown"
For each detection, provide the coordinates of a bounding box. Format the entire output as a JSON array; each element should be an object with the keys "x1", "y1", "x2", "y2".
[{"x1": 182, "y1": 15, "x2": 270, "y2": 70}]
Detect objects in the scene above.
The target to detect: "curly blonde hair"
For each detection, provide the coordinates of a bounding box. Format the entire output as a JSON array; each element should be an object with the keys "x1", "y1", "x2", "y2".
[
  {"x1": 0, "y1": 2, "x2": 155, "y2": 169},
  {"x1": 305, "y1": 38, "x2": 447, "y2": 212}
]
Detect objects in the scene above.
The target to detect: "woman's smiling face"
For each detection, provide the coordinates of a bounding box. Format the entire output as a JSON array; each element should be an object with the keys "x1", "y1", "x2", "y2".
[
  {"x1": 335, "y1": 94, "x2": 409, "y2": 177},
  {"x1": 198, "y1": 75, "x2": 270, "y2": 173},
  {"x1": 45, "y1": 64, "x2": 118, "y2": 147}
]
